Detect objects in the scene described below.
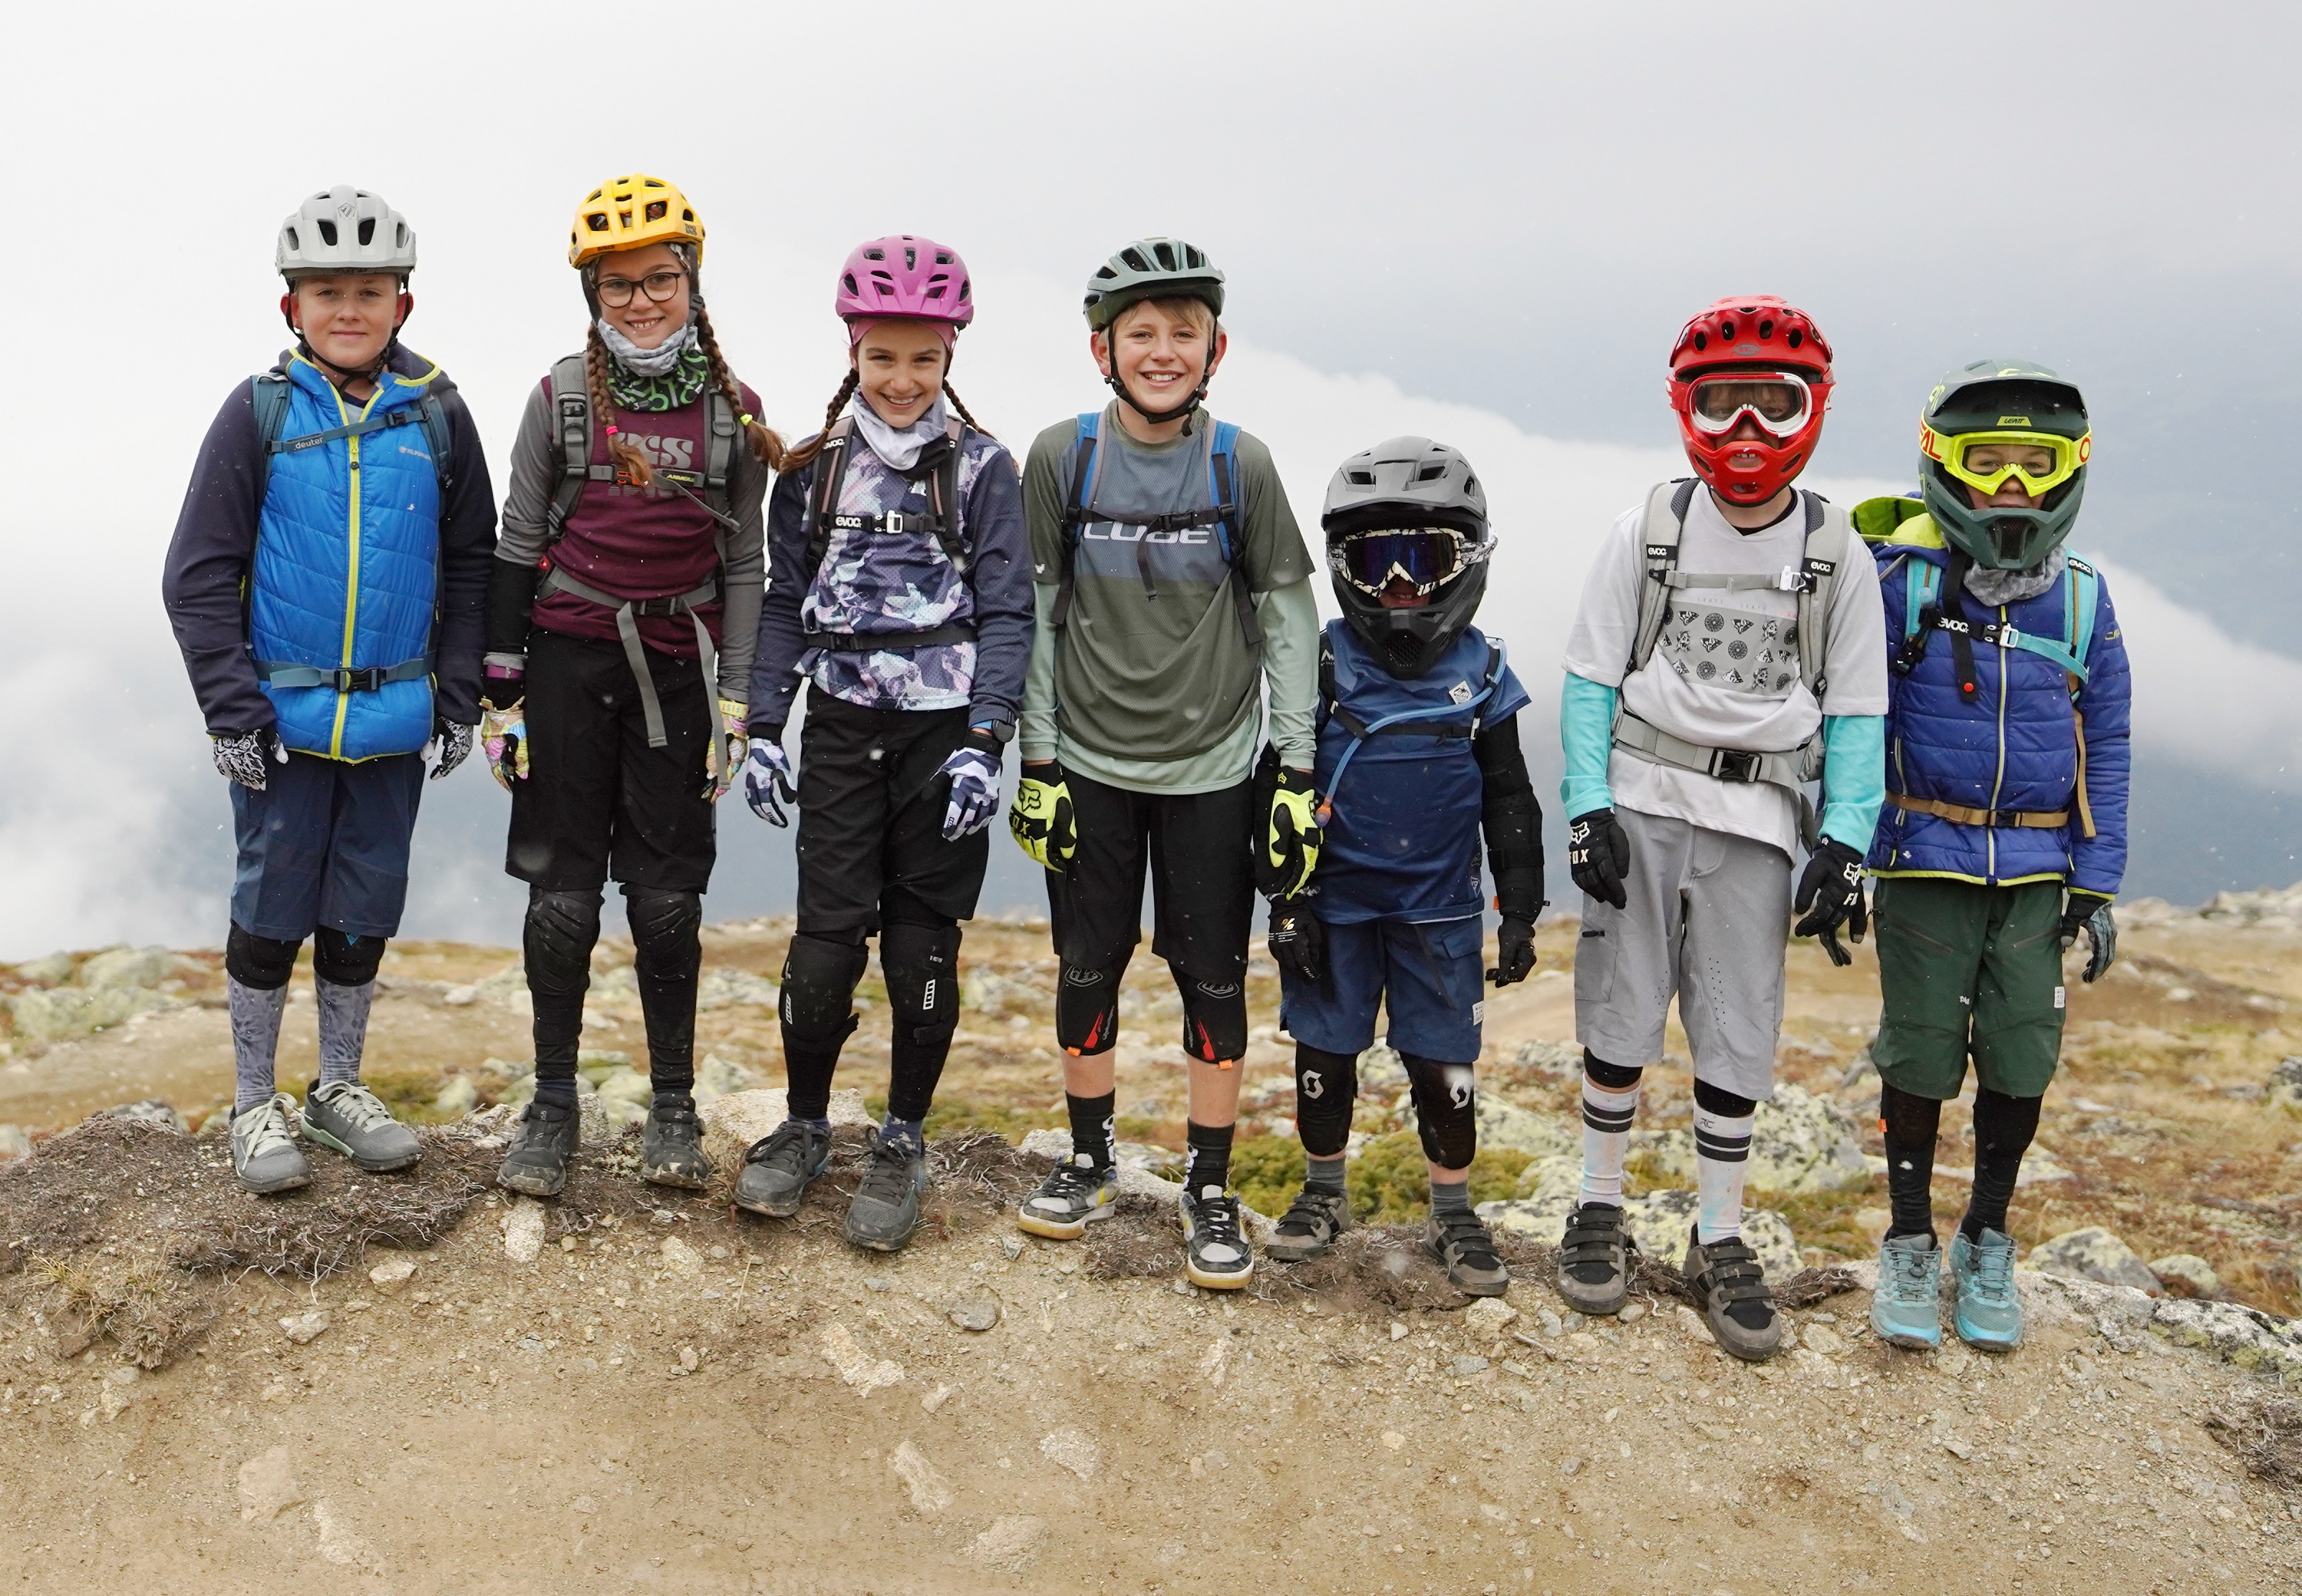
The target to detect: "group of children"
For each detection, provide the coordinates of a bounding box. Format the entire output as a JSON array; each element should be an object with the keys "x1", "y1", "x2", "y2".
[{"x1": 163, "y1": 176, "x2": 2129, "y2": 1365}]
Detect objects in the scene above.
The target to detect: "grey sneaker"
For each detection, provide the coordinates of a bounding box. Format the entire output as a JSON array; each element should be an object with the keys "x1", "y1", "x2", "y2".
[
  {"x1": 301, "y1": 1080, "x2": 422, "y2": 1172},
  {"x1": 1557, "y1": 1202, "x2": 1632, "y2": 1315},
  {"x1": 1425, "y1": 1208, "x2": 1510, "y2": 1297},
  {"x1": 1179, "y1": 1184, "x2": 1254, "y2": 1290},
  {"x1": 1266, "y1": 1186, "x2": 1351, "y2": 1262},
  {"x1": 497, "y1": 1096, "x2": 581, "y2": 1198},
  {"x1": 845, "y1": 1129, "x2": 928, "y2": 1251},
  {"x1": 1683, "y1": 1225, "x2": 1781, "y2": 1363},
  {"x1": 732, "y1": 1120, "x2": 832, "y2": 1218},
  {"x1": 229, "y1": 1094, "x2": 312, "y2": 1195},
  {"x1": 639, "y1": 1096, "x2": 713, "y2": 1189},
  {"x1": 1016, "y1": 1154, "x2": 1119, "y2": 1241},
  {"x1": 1871, "y1": 1233, "x2": 1944, "y2": 1350}
]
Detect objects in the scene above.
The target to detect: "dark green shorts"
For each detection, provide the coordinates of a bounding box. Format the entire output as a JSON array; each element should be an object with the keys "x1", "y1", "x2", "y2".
[{"x1": 1872, "y1": 875, "x2": 2065, "y2": 1100}]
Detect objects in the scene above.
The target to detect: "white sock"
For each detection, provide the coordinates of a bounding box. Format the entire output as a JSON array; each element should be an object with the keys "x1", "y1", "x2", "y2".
[
  {"x1": 1694, "y1": 1101, "x2": 1755, "y2": 1244},
  {"x1": 1577, "y1": 1073, "x2": 1641, "y2": 1208}
]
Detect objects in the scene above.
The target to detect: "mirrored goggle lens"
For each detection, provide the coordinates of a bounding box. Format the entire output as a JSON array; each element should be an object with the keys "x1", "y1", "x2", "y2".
[
  {"x1": 1334, "y1": 530, "x2": 1464, "y2": 593},
  {"x1": 1929, "y1": 429, "x2": 2089, "y2": 494},
  {"x1": 1688, "y1": 376, "x2": 1811, "y2": 434}
]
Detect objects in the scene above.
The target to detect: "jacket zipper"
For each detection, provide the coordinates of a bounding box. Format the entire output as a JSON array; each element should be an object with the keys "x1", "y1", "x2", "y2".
[
  {"x1": 329, "y1": 380, "x2": 386, "y2": 758},
  {"x1": 1984, "y1": 602, "x2": 2010, "y2": 883}
]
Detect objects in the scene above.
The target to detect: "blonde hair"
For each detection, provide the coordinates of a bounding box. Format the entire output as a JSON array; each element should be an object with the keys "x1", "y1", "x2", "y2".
[{"x1": 1106, "y1": 295, "x2": 1219, "y2": 339}]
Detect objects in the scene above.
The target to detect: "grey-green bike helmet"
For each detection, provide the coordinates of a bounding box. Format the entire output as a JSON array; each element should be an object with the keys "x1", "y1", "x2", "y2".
[
  {"x1": 1321, "y1": 437, "x2": 1496, "y2": 679},
  {"x1": 1082, "y1": 236, "x2": 1225, "y2": 330},
  {"x1": 1919, "y1": 359, "x2": 2091, "y2": 571}
]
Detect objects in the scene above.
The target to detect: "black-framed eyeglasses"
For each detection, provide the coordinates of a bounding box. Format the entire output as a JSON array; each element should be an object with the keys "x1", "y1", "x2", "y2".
[{"x1": 594, "y1": 269, "x2": 686, "y2": 308}]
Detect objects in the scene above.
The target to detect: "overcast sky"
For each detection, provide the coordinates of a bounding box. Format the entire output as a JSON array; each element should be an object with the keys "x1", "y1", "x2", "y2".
[{"x1": 0, "y1": 1, "x2": 2294, "y2": 956}]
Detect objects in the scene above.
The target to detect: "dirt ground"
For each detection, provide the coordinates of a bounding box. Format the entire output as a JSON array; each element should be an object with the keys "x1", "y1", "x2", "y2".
[{"x1": 4, "y1": 906, "x2": 2302, "y2": 1592}]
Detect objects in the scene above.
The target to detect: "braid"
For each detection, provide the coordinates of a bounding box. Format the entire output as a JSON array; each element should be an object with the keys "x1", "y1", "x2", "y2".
[
  {"x1": 781, "y1": 370, "x2": 861, "y2": 473},
  {"x1": 940, "y1": 379, "x2": 992, "y2": 440},
  {"x1": 585, "y1": 327, "x2": 655, "y2": 487},
  {"x1": 694, "y1": 306, "x2": 787, "y2": 472}
]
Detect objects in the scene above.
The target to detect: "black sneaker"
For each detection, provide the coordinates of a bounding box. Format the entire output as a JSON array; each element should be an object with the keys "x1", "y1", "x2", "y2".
[
  {"x1": 1682, "y1": 1225, "x2": 1781, "y2": 1363},
  {"x1": 1556, "y1": 1201, "x2": 1632, "y2": 1315},
  {"x1": 1179, "y1": 1185, "x2": 1254, "y2": 1290},
  {"x1": 497, "y1": 1096, "x2": 580, "y2": 1198},
  {"x1": 1016, "y1": 1154, "x2": 1119, "y2": 1241},
  {"x1": 845, "y1": 1129, "x2": 928, "y2": 1252},
  {"x1": 732, "y1": 1120, "x2": 832, "y2": 1218},
  {"x1": 639, "y1": 1095, "x2": 713, "y2": 1190},
  {"x1": 1266, "y1": 1186, "x2": 1351, "y2": 1263},
  {"x1": 1425, "y1": 1208, "x2": 1510, "y2": 1297}
]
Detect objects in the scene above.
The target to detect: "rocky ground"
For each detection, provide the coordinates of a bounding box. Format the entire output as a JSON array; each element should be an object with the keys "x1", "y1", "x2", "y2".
[{"x1": 3, "y1": 892, "x2": 2302, "y2": 1592}]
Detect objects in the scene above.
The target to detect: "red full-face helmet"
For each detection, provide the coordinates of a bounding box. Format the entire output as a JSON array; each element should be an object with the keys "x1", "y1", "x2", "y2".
[{"x1": 1666, "y1": 296, "x2": 1835, "y2": 505}]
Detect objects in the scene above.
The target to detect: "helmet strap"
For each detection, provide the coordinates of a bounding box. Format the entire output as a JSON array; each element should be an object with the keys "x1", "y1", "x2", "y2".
[{"x1": 1102, "y1": 320, "x2": 1216, "y2": 428}]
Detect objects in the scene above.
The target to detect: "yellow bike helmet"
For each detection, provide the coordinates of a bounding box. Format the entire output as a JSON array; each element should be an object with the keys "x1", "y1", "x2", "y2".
[{"x1": 569, "y1": 174, "x2": 704, "y2": 268}]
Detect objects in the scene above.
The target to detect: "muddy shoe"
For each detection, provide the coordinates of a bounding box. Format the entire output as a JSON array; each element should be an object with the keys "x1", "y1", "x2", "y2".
[
  {"x1": 845, "y1": 1129, "x2": 928, "y2": 1252},
  {"x1": 497, "y1": 1096, "x2": 581, "y2": 1198},
  {"x1": 1016, "y1": 1154, "x2": 1118, "y2": 1241},
  {"x1": 229, "y1": 1094, "x2": 312, "y2": 1195},
  {"x1": 1179, "y1": 1185, "x2": 1254, "y2": 1291},
  {"x1": 639, "y1": 1095, "x2": 714, "y2": 1190},
  {"x1": 301, "y1": 1080, "x2": 422, "y2": 1172},
  {"x1": 1683, "y1": 1225, "x2": 1781, "y2": 1362},
  {"x1": 1557, "y1": 1201, "x2": 1632, "y2": 1315},
  {"x1": 1425, "y1": 1208, "x2": 1510, "y2": 1297},
  {"x1": 733, "y1": 1120, "x2": 831, "y2": 1218},
  {"x1": 1266, "y1": 1186, "x2": 1351, "y2": 1263}
]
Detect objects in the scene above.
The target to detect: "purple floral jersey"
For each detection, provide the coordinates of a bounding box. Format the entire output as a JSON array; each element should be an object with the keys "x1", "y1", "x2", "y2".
[{"x1": 750, "y1": 421, "x2": 1031, "y2": 731}]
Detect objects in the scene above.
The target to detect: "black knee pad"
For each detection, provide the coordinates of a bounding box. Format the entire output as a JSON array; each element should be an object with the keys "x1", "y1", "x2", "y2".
[
  {"x1": 225, "y1": 924, "x2": 300, "y2": 991},
  {"x1": 1878, "y1": 1081, "x2": 1944, "y2": 1146},
  {"x1": 1293, "y1": 1044, "x2": 1358, "y2": 1158},
  {"x1": 624, "y1": 886, "x2": 702, "y2": 978},
  {"x1": 780, "y1": 932, "x2": 867, "y2": 1053},
  {"x1": 1176, "y1": 974, "x2": 1248, "y2": 1064},
  {"x1": 881, "y1": 920, "x2": 961, "y2": 1050},
  {"x1": 1404, "y1": 1054, "x2": 1479, "y2": 1170},
  {"x1": 1692, "y1": 1077, "x2": 1758, "y2": 1119},
  {"x1": 523, "y1": 888, "x2": 602, "y2": 1001},
  {"x1": 1583, "y1": 1049, "x2": 1644, "y2": 1092},
  {"x1": 312, "y1": 928, "x2": 385, "y2": 987},
  {"x1": 1056, "y1": 962, "x2": 1122, "y2": 1056}
]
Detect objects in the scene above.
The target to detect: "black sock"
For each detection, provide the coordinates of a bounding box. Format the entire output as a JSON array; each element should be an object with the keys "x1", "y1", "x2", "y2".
[
  {"x1": 1067, "y1": 1092, "x2": 1116, "y2": 1169},
  {"x1": 533, "y1": 1077, "x2": 579, "y2": 1109},
  {"x1": 1961, "y1": 1089, "x2": 2042, "y2": 1242},
  {"x1": 652, "y1": 1088, "x2": 694, "y2": 1112},
  {"x1": 1878, "y1": 1083, "x2": 1944, "y2": 1242},
  {"x1": 1185, "y1": 1120, "x2": 1234, "y2": 1194}
]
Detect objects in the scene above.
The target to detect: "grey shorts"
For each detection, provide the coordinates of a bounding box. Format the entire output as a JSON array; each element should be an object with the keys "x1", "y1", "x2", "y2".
[{"x1": 1574, "y1": 807, "x2": 1792, "y2": 1100}]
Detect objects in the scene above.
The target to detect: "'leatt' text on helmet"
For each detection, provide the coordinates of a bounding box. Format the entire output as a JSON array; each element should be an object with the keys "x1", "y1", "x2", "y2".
[{"x1": 1920, "y1": 359, "x2": 2091, "y2": 572}]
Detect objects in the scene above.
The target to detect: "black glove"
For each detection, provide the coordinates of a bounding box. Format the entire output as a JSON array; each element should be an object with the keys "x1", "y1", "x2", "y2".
[
  {"x1": 1793, "y1": 836, "x2": 1869, "y2": 968},
  {"x1": 1488, "y1": 914, "x2": 1539, "y2": 986},
  {"x1": 212, "y1": 726, "x2": 285, "y2": 791},
  {"x1": 2059, "y1": 889, "x2": 2117, "y2": 983},
  {"x1": 1566, "y1": 808, "x2": 1631, "y2": 911},
  {"x1": 429, "y1": 720, "x2": 475, "y2": 781},
  {"x1": 1266, "y1": 898, "x2": 1326, "y2": 985}
]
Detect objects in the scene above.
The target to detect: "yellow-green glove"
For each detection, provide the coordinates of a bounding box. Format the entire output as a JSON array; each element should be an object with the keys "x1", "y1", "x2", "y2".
[
  {"x1": 1258, "y1": 752, "x2": 1324, "y2": 899},
  {"x1": 1008, "y1": 764, "x2": 1077, "y2": 873}
]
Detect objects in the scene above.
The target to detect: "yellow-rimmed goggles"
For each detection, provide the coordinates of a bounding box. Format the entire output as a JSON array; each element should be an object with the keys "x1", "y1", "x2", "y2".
[{"x1": 1921, "y1": 424, "x2": 2091, "y2": 496}]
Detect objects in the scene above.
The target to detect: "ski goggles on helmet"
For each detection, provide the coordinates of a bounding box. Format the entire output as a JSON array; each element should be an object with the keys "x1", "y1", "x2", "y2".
[
  {"x1": 1922, "y1": 424, "x2": 2091, "y2": 497},
  {"x1": 1328, "y1": 527, "x2": 1493, "y2": 598},
  {"x1": 1683, "y1": 371, "x2": 1816, "y2": 437}
]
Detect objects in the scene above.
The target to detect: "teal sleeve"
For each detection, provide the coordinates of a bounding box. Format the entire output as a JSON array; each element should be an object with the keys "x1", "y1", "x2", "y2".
[
  {"x1": 1819, "y1": 713, "x2": 1885, "y2": 853},
  {"x1": 1559, "y1": 671, "x2": 1617, "y2": 818}
]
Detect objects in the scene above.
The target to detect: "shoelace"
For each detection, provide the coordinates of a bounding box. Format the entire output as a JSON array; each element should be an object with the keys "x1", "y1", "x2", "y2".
[
  {"x1": 1191, "y1": 1192, "x2": 1245, "y2": 1247},
  {"x1": 856, "y1": 1139, "x2": 921, "y2": 1203},
  {"x1": 1968, "y1": 1239, "x2": 2017, "y2": 1306},
  {"x1": 749, "y1": 1121, "x2": 820, "y2": 1169},
  {"x1": 315, "y1": 1082, "x2": 394, "y2": 1130},
  {"x1": 1041, "y1": 1158, "x2": 1110, "y2": 1203},
  {"x1": 239, "y1": 1098, "x2": 297, "y2": 1156},
  {"x1": 1883, "y1": 1245, "x2": 1938, "y2": 1301}
]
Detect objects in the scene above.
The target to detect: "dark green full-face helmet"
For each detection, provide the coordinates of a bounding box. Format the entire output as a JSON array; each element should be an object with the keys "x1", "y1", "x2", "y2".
[
  {"x1": 1082, "y1": 236, "x2": 1225, "y2": 331},
  {"x1": 1919, "y1": 358, "x2": 2091, "y2": 571}
]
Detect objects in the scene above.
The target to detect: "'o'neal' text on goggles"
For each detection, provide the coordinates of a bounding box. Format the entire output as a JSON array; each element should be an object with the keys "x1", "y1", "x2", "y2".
[{"x1": 1921, "y1": 425, "x2": 2091, "y2": 497}]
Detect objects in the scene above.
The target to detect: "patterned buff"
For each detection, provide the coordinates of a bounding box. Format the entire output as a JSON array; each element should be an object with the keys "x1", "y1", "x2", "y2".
[{"x1": 607, "y1": 341, "x2": 711, "y2": 412}]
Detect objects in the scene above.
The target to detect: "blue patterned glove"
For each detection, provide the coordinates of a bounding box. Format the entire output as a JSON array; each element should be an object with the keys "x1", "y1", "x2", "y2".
[
  {"x1": 744, "y1": 740, "x2": 796, "y2": 826},
  {"x1": 940, "y1": 741, "x2": 1002, "y2": 842}
]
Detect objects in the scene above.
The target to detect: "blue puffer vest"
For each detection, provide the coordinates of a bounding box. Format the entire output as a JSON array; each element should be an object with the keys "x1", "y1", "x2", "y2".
[
  {"x1": 250, "y1": 354, "x2": 441, "y2": 760},
  {"x1": 1866, "y1": 516, "x2": 2130, "y2": 894}
]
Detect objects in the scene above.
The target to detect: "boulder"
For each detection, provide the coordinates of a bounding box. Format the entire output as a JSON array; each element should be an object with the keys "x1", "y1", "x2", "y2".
[
  {"x1": 1480, "y1": 1188, "x2": 1802, "y2": 1280},
  {"x1": 1357, "y1": 1044, "x2": 1408, "y2": 1092},
  {"x1": 1625, "y1": 1083, "x2": 1869, "y2": 1195},
  {"x1": 696, "y1": 968, "x2": 779, "y2": 1011},
  {"x1": 1476, "y1": 1096, "x2": 1578, "y2": 1159},
  {"x1": 13, "y1": 952, "x2": 74, "y2": 986},
  {"x1": 2149, "y1": 1297, "x2": 2302, "y2": 1381},
  {"x1": 432, "y1": 1077, "x2": 478, "y2": 1116},
  {"x1": 2027, "y1": 1226, "x2": 2159, "y2": 1292},
  {"x1": 2149, "y1": 1253, "x2": 2222, "y2": 1300},
  {"x1": 96, "y1": 1100, "x2": 187, "y2": 1133},
  {"x1": 699, "y1": 1087, "x2": 870, "y2": 1173},
  {"x1": 693, "y1": 1052, "x2": 757, "y2": 1105},
  {"x1": 76, "y1": 945, "x2": 175, "y2": 990},
  {"x1": 1511, "y1": 1040, "x2": 1584, "y2": 1083},
  {"x1": 9, "y1": 985, "x2": 176, "y2": 1041},
  {"x1": 2267, "y1": 1057, "x2": 2302, "y2": 1116},
  {"x1": 0, "y1": 1124, "x2": 28, "y2": 1162}
]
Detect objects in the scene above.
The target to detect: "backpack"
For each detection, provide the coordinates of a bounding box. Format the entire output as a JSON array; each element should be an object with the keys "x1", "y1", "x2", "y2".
[
  {"x1": 1049, "y1": 411, "x2": 1261, "y2": 648},
  {"x1": 793, "y1": 414, "x2": 981, "y2": 655},
  {"x1": 1314, "y1": 630, "x2": 1506, "y2": 825},
  {"x1": 1611, "y1": 478, "x2": 1852, "y2": 843}
]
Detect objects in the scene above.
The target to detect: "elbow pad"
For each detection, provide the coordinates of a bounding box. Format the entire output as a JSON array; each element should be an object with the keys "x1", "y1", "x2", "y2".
[{"x1": 1482, "y1": 786, "x2": 1546, "y2": 920}]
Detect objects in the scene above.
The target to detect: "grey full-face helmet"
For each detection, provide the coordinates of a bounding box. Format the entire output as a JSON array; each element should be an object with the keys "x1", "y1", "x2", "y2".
[
  {"x1": 1320, "y1": 437, "x2": 1496, "y2": 679},
  {"x1": 276, "y1": 186, "x2": 418, "y2": 280}
]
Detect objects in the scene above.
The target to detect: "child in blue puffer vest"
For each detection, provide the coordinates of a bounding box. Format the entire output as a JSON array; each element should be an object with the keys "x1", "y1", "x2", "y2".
[
  {"x1": 1259, "y1": 436, "x2": 1545, "y2": 1298},
  {"x1": 161, "y1": 186, "x2": 496, "y2": 1195},
  {"x1": 1856, "y1": 359, "x2": 2131, "y2": 1356}
]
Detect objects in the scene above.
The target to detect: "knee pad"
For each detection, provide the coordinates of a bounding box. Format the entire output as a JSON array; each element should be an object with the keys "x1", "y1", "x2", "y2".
[
  {"x1": 1584, "y1": 1049, "x2": 1644, "y2": 1092},
  {"x1": 1056, "y1": 962, "x2": 1121, "y2": 1057},
  {"x1": 624, "y1": 886, "x2": 702, "y2": 978},
  {"x1": 312, "y1": 928, "x2": 385, "y2": 988},
  {"x1": 225, "y1": 924, "x2": 300, "y2": 991},
  {"x1": 523, "y1": 887, "x2": 602, "y2": 1001},
  {"x1": 880, "y1": 920, "x2": 961, "y2": 1050},
  {"x1": 1178, "y1": 974, "x2": 1247, "y2": 1065},
  {"x1": 1878, "y1": 1081, "x2": 1944, "y2": 1146},
  {"x1": 1692, "y1": 1077, "x2": 1757, "y2": 1119},
  {"x1": 1293, "y1": 1044, "x2": 1358, "y2": 1158},
  {"x1": 1405, "y1": 1054, "x2": 1479, "y2": 1170},
  {"x1": 780, "y1": 932, "x2": 867, "y2": 1053}
]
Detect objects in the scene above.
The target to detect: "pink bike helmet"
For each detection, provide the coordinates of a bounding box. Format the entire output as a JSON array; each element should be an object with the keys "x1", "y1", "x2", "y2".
[{"x1": 836, "y1": 236, "x2": 973, "y2": 331}]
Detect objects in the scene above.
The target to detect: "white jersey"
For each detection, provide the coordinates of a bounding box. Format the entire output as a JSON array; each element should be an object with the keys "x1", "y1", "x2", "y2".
[{"x1": 1562, "y1": 487, "x2": 1887, "y2": 856}]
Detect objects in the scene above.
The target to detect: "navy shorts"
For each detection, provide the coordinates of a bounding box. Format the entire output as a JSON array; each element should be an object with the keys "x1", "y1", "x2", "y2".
[
  {"x1": 1278, "y1": 912, "x2": 1486, "y2": 1064},
  {"x1": 229, "y1": 750, "x2": 427, "y2": 941}
]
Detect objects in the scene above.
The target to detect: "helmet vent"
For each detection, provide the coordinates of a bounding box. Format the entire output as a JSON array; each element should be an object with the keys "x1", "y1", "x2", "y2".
[
  {"x1": 1384, "y1": 633, "x2": 1423, "y2": 671},
  {"x1": 935, "y1": 252, "x2": 954, "y2": 265},
  {"x1": 1720, "y1": 320, "x2": 1736, "y2": 339},
  {"x1": 1347, "y1": 470, "x2": 1376, "y2": 486},
  {"x1": 284, "y1": 226, "x2": 300, "y2": 252},
  {"x1": 1153, "y1": 242, "x2": 1178, "y2": 270},
  {"x1": 1758, "y1": 318, "x2": 1774, "y2": 338},
  {"x1": 1416, "y1": 463, "x2": 1446, "y2": 482},
  {"x1": 904, "y1": 246, "x2": 918, "y2": 270},
  {"x1": 1693, "y1": 331, "x2": 1707, "y2": 351},
  {"x1": 1120, "y1": 247, "x2": 1151, "y2": 272},
  {"x1": 357, "y1": 218, "x2": 375, "y2": 246},
  {"x1": 645, "y1": 201, "x2": 667, "y2": 222},
  {"x1": 864, "y1": 248, "x2": 886, "y2": 261},
  {"x1": 586, "y1": 213, "x2": 610, "y2": 232},
  {"x1": 1786, "y1": 329, "x2": 1803, "y2": 348},
  {"x1": 317, "y1": 219, "x2": 338, "y2": 247},
  {"x1": 841, "y1": 273, "x2": 858, "y2": 295},
  {"x1": 394, "y1": 224, "x2": 408, "y2": 248},
  {"x1": 1463, "y1": 474, "x2": 1477, "y2": 495}
]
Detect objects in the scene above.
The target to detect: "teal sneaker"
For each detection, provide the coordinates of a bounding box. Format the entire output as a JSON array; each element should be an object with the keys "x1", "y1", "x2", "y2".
[
  {"x1": 1869, "y1": 1233, "x2": 1943, "y2": 1350},
  {"x1": 1950, "y1": 1227, "x2": 2023, "y2": 1351}
]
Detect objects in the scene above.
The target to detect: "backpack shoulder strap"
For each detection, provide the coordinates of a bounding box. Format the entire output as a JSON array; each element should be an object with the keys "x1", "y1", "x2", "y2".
[
  {"x1": 546, "y1": 354, "x2": 601, "y2": 540},
  {"x1": 803, "y1": 417, "x2": 856, "y2": 582},
  {"x1": 2066, "y1": 555, "x2": 2100, "y2": 670},
  {"x1": 1796, "y1": 492, "x2": 1845, "y2": 701},
  {"x1": 1205, "y1": 420, "x2": 1261, "y2": 649},
  {"x1": 930, "y1": 415, "x2": 969, "y2": 574},
  {"x1": 1627, "y1": 479, "x2": 1694, "y2": 675},
  {"x1": 703, "y1": 387, "x2": 737, "y2": 516},
  {"x1": 1316, "y1": 628, "x2": 1338, "y2": 736},
  {"x1": 249, "y1": 371, "x2": 293, "y2": 506},
  {"x1": 417, "y1": 391, "x2": 455, "y2": 503},
  {"x1": 1050, "y1": 413, "x2": 1102, "y2": 629}
]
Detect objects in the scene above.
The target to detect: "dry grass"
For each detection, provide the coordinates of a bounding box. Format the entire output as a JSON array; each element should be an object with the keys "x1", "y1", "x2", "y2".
[
  {"x1": 2205, "y1": 1393, "x2": 2302, "y2": 1495},
  {"x1": 28, "y1": 1255, "x2": 216, "y2": 1370}
]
